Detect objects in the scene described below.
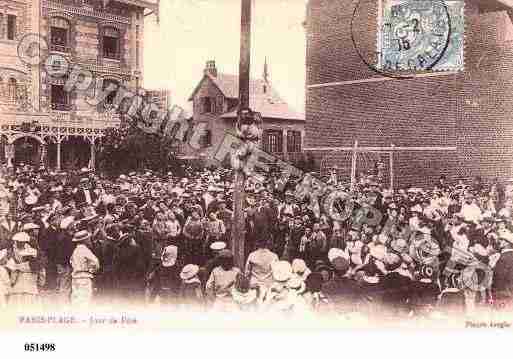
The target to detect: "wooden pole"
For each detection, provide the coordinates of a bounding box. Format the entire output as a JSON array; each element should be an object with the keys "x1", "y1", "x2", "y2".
[
  {"x1": 232, "y1": 0, "x2": 252, "y2": 269},
  {"x1": 350, "y1": 140, "x2": 358, "y2": 191},
  {"x1": 389, "y1": 143, "x2": 395, "y2": 192}
]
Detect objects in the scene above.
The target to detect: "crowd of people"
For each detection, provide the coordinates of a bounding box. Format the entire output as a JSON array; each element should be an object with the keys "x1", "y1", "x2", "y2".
[{"x1": 1, "y1": 162, "x2": 513, "y2": 320}]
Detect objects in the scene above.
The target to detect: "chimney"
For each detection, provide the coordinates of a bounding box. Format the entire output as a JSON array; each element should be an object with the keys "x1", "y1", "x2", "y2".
[
  {"x1": 263, "y1": 57, "x2": 269, "y2": 93},
  {"x1": 204, "y1": 60, "x2": 217, "y2": 77}
]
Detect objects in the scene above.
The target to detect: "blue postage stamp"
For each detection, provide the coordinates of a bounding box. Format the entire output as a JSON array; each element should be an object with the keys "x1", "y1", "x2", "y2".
[{"x1": 378, "y1": 0, "x2": 464, "y2": 73}]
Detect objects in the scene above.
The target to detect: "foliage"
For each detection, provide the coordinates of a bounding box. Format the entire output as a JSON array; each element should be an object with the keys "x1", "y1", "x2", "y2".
[{"x1": 96, "y1": 119, "x2": 180, "y2": 176}]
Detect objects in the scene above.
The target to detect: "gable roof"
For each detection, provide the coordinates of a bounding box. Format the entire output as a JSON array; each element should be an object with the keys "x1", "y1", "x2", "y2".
[{"x1": 188, "y1": 72, "x2": 304, "y2": 121}]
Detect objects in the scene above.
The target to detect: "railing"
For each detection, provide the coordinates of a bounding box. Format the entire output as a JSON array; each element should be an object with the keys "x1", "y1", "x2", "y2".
[
  {"x1": 50, "y1": 44, "x2": 71, "y2": 53},
  {"x1": 104, "y1": 52, "x2": 120, "y2": 60},
  {"x1": 51, "y1": 103, "x2": 72, "y2": 111},
  {"x1": 259, "y1": 151, "x2": 305, "y2": 164}
]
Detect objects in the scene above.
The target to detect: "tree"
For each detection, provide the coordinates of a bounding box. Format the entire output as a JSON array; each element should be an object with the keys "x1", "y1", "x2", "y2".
[{"x1": 96, "y1": 120, "x2": 180, "y2": 176}]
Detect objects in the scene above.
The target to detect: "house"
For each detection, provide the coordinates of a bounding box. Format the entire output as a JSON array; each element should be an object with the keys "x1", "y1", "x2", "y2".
[
  {"x1": 0, "y1": 0, "x2": 159, "y2": 170},
  {"x1": 185, "y1": 60, "x2": 305, "y2": 166}
]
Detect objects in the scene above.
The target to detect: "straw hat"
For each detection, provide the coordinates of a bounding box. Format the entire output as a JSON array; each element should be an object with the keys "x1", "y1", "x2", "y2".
[
  {"x1": 210, "y1": 241, "x2": 227, "y2": 251},
  {"x1": 180, "y1": 264, "x2": 200, "y2": 280},
  {"x1": 60, "y1": 216, "x2": 75, "y2": 230},
  {"x1": 328, "y1": 248, "x2": 349, "y2": 263},
  {"x1": 12, "y1": 232, "x2": 30, "y2": 243},
  {"x1": 18, "y1": 245, "x2": 37, "y2": 258},
  {"x1": 72, "y1": 230, "x2": 91, "y2": 242},
  {"x1": 22, "y1": 223, "x2": 40, "y2": 231}
]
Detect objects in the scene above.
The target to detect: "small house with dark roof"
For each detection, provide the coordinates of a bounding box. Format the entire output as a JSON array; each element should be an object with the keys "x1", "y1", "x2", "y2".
[{"x1": 185, "y1": 60, "x2": 305, "y2": 165}]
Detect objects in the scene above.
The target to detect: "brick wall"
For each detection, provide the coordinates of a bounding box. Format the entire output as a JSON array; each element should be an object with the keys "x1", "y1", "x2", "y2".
[{"x1": 305, "y1": 0, "x2": 513, "y2": 188}]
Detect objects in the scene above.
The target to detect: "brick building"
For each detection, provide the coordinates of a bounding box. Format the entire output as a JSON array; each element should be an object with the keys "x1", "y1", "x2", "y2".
[
  {"x1": 0, "y1": 0, "x2": 158, "y2": 170},
  {"x1": 305, "y1": 0, "x2": 513, "y2": 188},
  {"x1": 186, "y1": 60, "x2": 305, "y2": 166}
]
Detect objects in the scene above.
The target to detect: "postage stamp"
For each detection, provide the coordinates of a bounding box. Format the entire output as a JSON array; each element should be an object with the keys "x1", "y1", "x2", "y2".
[{"x1": 378, "y1": 0, "x2": 465, "y2": 73}]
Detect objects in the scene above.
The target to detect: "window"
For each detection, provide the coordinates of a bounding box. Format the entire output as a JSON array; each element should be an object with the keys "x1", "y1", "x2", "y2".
[
  {"x1": 103, "y1": 27, "x2": 120, "y2": 59},
  {"x1": 50, "y1": 18, "x2": 70, "y2": 52},
  {"x1": 136, "y1": 41, "x2": 139, "y2": 67},
  {"x1": 201, "y1": 97, "x2": 213, "y2": 114},
  {"x1": 102, "y1": 79, "x2": 119, "y2": 106},
  {"x1": 0, "y1": 14, "x2": 4, "y2": 39},
  {"x1": 51, "y1": 84, "x2": 69, "y2": 111},
  {"x1": 264, "y1": 130, "x2": 283, "y2": 154},
  {"x1": 8, "y1": 78, "x2": 17, "y2": 102},
  {"x1": 204, "y1": 130, "x2": 212, "y2": 147},
  {"x1": 287, "y1": 130, "x2": 302, "y2": 153},
  {"x1": 7, "y1": 14, "x2": 16, "y2": 40}
]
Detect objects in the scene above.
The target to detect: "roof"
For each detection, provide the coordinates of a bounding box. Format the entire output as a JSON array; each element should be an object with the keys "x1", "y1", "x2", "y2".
[
  {"x1": 189, "y1": 73, "x2": 304, "y2": 121},
  {"x1": 110, "y1": 0, "x2": 159, "y2": 11}
]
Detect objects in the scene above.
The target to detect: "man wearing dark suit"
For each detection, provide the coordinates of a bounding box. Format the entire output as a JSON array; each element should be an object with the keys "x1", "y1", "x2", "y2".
[
  {"x1": 492, "y1": 232, "x2": 513, "y2": 310},
  {"x1": 74, "y1": 179, "x2": 98, "y2": 206}
]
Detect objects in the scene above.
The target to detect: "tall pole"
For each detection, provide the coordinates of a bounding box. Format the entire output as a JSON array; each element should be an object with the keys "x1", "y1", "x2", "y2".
[
  {"x1": 350, "y1": 140, "x2": 358, "y2": 191},
  {"x1": 232, "y1": 0, "x2": 252, "y2": 269},
  {"x1": 389, "y1": 143, "x2": 395, "y2": 192}
]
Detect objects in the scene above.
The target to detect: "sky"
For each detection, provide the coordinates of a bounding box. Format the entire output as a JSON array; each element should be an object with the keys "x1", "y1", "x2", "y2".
[{"x1": 143, "y1": 0, "x2": 308, "y2": 115}]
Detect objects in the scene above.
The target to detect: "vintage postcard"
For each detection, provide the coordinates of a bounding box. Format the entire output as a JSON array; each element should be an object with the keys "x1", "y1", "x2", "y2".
[{"x1": 1, "y1": 0, "x2": 513, "y2": 352}]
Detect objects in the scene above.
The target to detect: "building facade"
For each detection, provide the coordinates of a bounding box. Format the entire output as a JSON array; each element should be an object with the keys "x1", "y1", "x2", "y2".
[
  {"x1": 0, "y1": 0, "x2": 158, "y2": 170},
  {"x1": 145, "y1": 88, "x2": 171, "y2": 110},
  {"x1": 187, "y1": 60, "x2": 305, "y2": 166},
  {"x1": 305, "y1": 0, "x2": 513, "y2": 187}
]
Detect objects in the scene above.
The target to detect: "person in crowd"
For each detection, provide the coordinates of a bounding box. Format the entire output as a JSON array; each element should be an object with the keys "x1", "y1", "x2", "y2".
[
  {"x1": 70, "y1": 230, "x2": 99, "y2": 307},
  {"x1": 147, "y1": 245, "x2": 181, "y2": 306},
  {"x1": 231, "y1": 273, "x2": 259, "y2": 312},
  {"x1": 205, "y1": 250, "x2": 240, "y2": 311},
  {"x1": 179, "y1": 264, "x2": 204, "y2": 310},
  {"x1": 1, "y1": 163, "x2": 512, "y2": 320},
  {"x1": 245, "y1": 239, "x2": 279, "y2": 292},
  {"x1": 4, "y1": 231, "x2": 46, "y2": 309}
]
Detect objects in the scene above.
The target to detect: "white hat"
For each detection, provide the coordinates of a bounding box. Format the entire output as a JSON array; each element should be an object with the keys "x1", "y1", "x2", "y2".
[
  {"x1": 12, "y1": 232, "x2": 30, "y2": 242},
  {"x1": 328, "y1": 248, "x2": 349, "y2": 263},
  {"x1": 210, "y1": 241, "x2": 226, "y2": 251},
  {"x1": 72, "y1": 230, "x2": 91, "y2": 242},
  {"x1": 291, "y1": 258, "x2": 307, "y2": 274},
  {"x1": 22, "y1": 223, "x2": 40, "y2": 231},
  {"x1": 499, "y1": 230, "x2": 513, "y2": 244},
  {"x1": 18, "y1": 245, "x2": 37, "y2": 258},
  {"x1": 60, "y1": 216, "x2": 75, "y2": 230},
  {"x1": 102, "y1": 194, "x2": 116, "y2": 205},
  {"x1": 180, "y1": 264, "x2": 200, "y2": 280},
  {"x1": 369, "y1": 244, "x2": 387, "y2": 261},
  {"x1": 271, "y1": 261, "x2": 292, "y2": 282},
  {"x1": 161, "y1": 245, "x2": 178, "y2": 267},
  {"x1": 411, "y1": 205, "x2": 423, "y2": 213},
  {"x1": 25, "y1": 194, "x2": 38, "y2": 205}
]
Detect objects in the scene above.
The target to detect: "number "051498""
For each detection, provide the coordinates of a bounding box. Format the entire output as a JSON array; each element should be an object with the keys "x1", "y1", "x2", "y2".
[{"x1": 24, "y1": 343, "x2": 56, "y2": 352}]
